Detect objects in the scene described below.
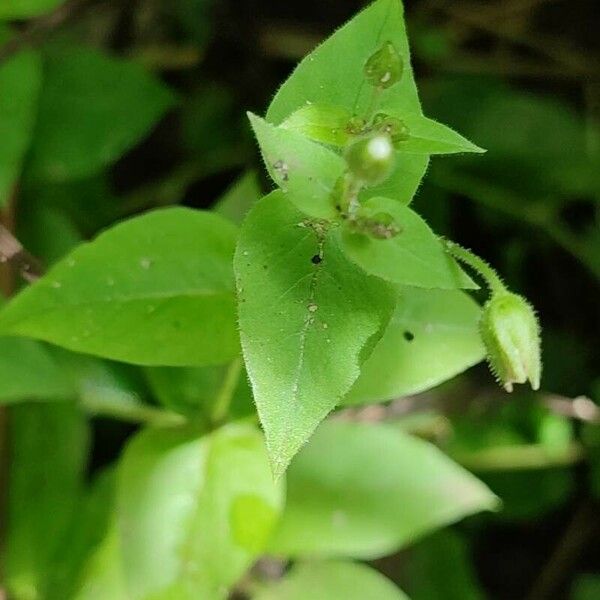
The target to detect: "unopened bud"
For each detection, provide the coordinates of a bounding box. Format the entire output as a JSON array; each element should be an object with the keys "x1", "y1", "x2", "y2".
[
  {"x1": 344, "y1": 134, "x2": 395, "y2": 186},
  {"x1": 364, "y1": 41, "x2": 404, "y2": 89},
  {"x1": 480, "y1": 292, "x2": 541, "y2": 392}
]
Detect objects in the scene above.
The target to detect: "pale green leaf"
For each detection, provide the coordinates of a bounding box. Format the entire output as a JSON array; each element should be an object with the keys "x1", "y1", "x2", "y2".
[
  {"x1": 0, "y1": 208, "x2": 240, "y2": 366},
  {"x1": 346, "y1": 288, "x2": 484, "y2": 405},
  {"x1": 235, "y1": 192, "x2": 395, "y2": 476},
  {"x1": 266, "y1": 0, "x2": 420, "y2": 124},
  {"x1": 281, "y1": 104, "x2": 352, "y2": 146},
  {"x1": 248, "y1": 113, "x2": 346, "y2": 219},
  {"x1": 268, "y1": 420, "x2": 498, "y2": 559},
  {"x1": 341, "y1": 197, "x2": 475, "y2": 289},
  {"x1": 26, "y1": 45, "x2": 175, "y2": 182},
  {"x1": 6, "y1": 403, "x2": 90, "y2": 600},
  {"x1": 0, "y1": 48, "x2": 41, "y2": 207},
  {"x1": 396, "y1": 113, "x2": 484, "y2": 155},
  {"x1": 0, "y1": 0, "x2": 64, "y2": 20},
  {"x1": 116, "y1": 424, "x2": 284, "y2": 600},
  {"x1": 255, "y1": 561, "x2": 409, "y2": 600}
]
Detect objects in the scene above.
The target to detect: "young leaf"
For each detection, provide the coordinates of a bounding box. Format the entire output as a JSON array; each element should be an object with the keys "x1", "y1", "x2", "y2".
[
  {"x1": 266, "y1": 0, "x2": 420, "y2": 124},
  {"x1": 25, "y1": 45, "x2": 175, "y2": 182},
  {"x1": 5, "y1": 403, "x2": 90, "y2": 600},
  {"x1": 0, "y1": 0, "x2": 65, "y2": 20},
  {"x1": 281, "y1": 104, "x2": 353, "y2": 147},
  {"x1": 255, "y1": 561, "x2": 409, "y2": 600},
  {"x1": 0, "y1": 337, "x2": 74, "y2": 404},
  {"x1": 346, "y1": 288, "x2": 484, "y2": 404},
  {"x1": 235, "y1": 192, "x2": 396, "y2": 477},
  {"x1": 116, "y1": 424, "x2": 284, "y2": 600},
  {"x1": 0, "y1": 208, "x2": 240, "y2": 366},
  {"x1": 268, "y1": 421, "x2": 498, "y2": 559},
  {"x1": 248, "y1": 113, "x2": 346, "y2": 219},
  {"x1": 341, "y1": 197, "x2": 475, "y2": 288},
  {"x1": 396, "y1": 113, "x2": 485, "y2": 155},
  {"x1": 0, "y1": 48, "x2": 41, "y2": 207}
]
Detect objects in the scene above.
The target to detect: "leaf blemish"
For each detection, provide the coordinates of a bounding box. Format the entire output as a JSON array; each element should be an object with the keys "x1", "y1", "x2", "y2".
[{"x1": 403, "y1": 330, "x2": 415, "y2": 342}]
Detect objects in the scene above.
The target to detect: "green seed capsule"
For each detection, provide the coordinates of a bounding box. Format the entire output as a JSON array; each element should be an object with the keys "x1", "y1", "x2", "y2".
[
  {"x1": 344, "y1": 134, "x2": 395, "y2": 186},
  {"x1": 364, "y1": 41, "x2": 404, "y2": 89},
  {"x1": 372, "y1": 113, "x2": 410, "y2": 144},
  {"x1": 479, "y1": 292, "x2": 541, "y2": 392}
]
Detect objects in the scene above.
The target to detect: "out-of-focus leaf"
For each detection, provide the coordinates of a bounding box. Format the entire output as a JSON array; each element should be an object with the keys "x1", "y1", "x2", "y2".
[
  {"x1": 572, "y1": 575, "x2": 600, "y2": 600},
  {"x1": 346, "y1": 287, "x2": 484, "y2": 404},
  {"x1": 0, "y1": 0, "x2": 64, "y2": 20},
  {"x1": 26, "y1": 45, "x2": 175, "y2": 182},
  {"x1": 403, "y1": 530, "x2": 485, "y2": 600},
  {"x1": 255, "y1": 561, "x2": 409, "y2": 600},
  {"x1": 116, "y1": 424, "x2": 284, "y2": 600},
  {"x1": 0, "y1": 208, "x2": 240, "y2": 366},
  {"x1": 0, "y1": 337, "x2": 74, "y2": 404},
  {"x1": 235, "y1": 192, "x2": 395, "y2": 477},
  {"x1": 214, "y1": 171, "x2": 262, "y2": 225},
  {"x1": 5, "y1": 402, "x2": 90, "y2": 600},
  {"x1": 268, "y1": 421, "x2": 498, "y2": 559},
  {"x1": 0, "y1": 48, "x2": 41, "y2": 207}
]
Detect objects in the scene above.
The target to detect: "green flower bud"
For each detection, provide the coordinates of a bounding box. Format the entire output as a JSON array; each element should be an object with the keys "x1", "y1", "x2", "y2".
[
  {"x1": 480, "y1": 292, "x2": 541, "y2": 392},
  {"x1": 344, "y1": 134, "x2": 395, "y2": 186},
  {"x1": 364, "y1": 41, "x2": 404, "y2": 89},
  {"x1": 372, "y1": 113, "x2": 410, "y2": 144}
]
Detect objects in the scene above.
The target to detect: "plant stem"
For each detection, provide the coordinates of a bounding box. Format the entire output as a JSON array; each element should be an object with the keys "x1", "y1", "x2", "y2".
[
  {"x1": 81, "y1": 396, "x2": 185, "y2": 427},
  {"x1": 443, "y1": 239, "x2": 507, "y2": 294},
  {"x1": 211, "y1": 357, "x2": 243, "y2": 425}
]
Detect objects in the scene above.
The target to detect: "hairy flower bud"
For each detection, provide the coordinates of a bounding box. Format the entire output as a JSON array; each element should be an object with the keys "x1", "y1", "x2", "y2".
[
  {"x1": 480, "y1": 292, "x2": 541, "y2": 392},
  {"x1": 344, "y1": 134, "x2": 395, "y2": 186},
  {"x1": 364, "y1": 41, "x2": 404, "y2": 89}
]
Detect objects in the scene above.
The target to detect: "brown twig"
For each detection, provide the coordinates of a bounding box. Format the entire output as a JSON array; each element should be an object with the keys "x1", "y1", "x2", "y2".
[{"x1": 0, "y1": 223, "x2": 45, "y2": 284}]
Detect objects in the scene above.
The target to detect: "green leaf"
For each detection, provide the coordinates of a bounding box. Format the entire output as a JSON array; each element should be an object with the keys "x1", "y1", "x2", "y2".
[
  {"x1": 572, "y1": 575, "x2": 600, "y2": 600},
  {"x1": 116, "y1": 424, "x2": 284, "y2": 600},
  {"x1": 346, "y1": 287, "x2": 484, "y2": 405},
  {"x1": 0, "y1": 48, "x2": 41, "y2": 207},
  {"x1": 281, "y1": 104, "x2": 353, "y2": 146},
  {"x1": 396, "y1": 113, "x2": 484, "y2": 155},
  {"x1": 268, "y1": 420, "x2": 498, "y2": 559},
  {"x1": 25, "y1": 45, "x2": 175, "y2": 182},
  {"x1": 0, "y1": 208, "x2": 240, "y2": 366},
  {"x1": 255, "y1": 561, "x2": 409, "y2": 600},
  {"x1": 266, "y1": 0, "x2": 420, "y2": 124},
  {"x1": 0, "y1": 337, "x2": 74, "y2": 403},
  {"x1": 404, "y1": 531, "x2": 485, "y2": 600},
  {"x1": 0, "y1": 0, "x2": 64, "y2": 20},
  {"x1": 248, "y1": 113, "x2": 346, "y2": 219},
  {"x1": 214, "y1": 170, "x2": 262, "y2": 225},
  {"x1": 74, "y1": 527, "x2": 128, "y2": 600},
  {"x1": 341, "y1": 197, "x2": 475, "y2": 288},
  {"x1": 5, "y1": 402, "x2": 90, "y2": 600},
  {"x1": 235, "y1": 192, "x2": 395, "y2": 476}
]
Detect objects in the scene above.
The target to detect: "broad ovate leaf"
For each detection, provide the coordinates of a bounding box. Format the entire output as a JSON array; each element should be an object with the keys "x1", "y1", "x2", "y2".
[
  {"x1": 267, "y1": 0, "x2": 420, "y2": 124},
  {"x1": 248, "y1": 113, "x2": 345, "y2": 219},
  {"x1": 341, "y1": 197, "x2": 475, "y2": 288},
  {"x1": 235, "y1": 192, "x2": 395, "y2": 477},
  {"x1": 255, "y1": 561, "x2": 409, "y2": 600},
  {"x1": 26, "y1": 45, "x2": 174, "y2": 182},
  {"x1": 0, "y1": 48, "x2": 41, "y2": 207},
  {"x1": 0, "y1": 208, "x2": 240, "y2": 366},
  {"x1": 346, "y1": 287, "x2": 485, "y2": 404},
  {"x1": 116, "y1": 424, "x2": 283, "y2": 600},
  {"x1": 268, "y1": 420, "x2": 498, "y2": 558}
]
